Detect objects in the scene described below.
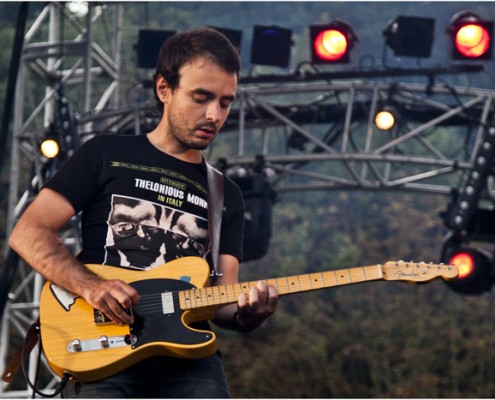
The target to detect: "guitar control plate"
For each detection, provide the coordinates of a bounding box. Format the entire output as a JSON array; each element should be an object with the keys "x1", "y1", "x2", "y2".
[{"x1": 67, "y1": 334, "x2": 137, "y2": 353}]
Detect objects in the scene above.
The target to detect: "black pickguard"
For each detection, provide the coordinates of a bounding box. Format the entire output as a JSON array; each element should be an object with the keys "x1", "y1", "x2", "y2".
[{"x1": 129, "y1": 279, "x2": 213, "y2": 348}]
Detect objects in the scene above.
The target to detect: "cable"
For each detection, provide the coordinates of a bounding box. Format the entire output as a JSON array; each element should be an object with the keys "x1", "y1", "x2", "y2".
[{"x1": 21, "y1": 321, "x2": 71, "y2": 398}]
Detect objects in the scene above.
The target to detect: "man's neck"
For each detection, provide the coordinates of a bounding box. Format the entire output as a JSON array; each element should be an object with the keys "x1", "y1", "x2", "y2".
[{"x1": 146, "y1": 130, "x2": 203, "y2": 164}]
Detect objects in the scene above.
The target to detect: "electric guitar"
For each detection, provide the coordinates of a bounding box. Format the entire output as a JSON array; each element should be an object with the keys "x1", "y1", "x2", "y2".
[{"x1": 39, "y1": 256, "x2": 458, "y2": 382}]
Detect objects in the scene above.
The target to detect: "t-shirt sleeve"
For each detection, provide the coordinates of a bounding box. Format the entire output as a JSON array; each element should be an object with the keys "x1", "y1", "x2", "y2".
[{"x1": 43, "y1": 136, "x2": 103, "y2": 213}]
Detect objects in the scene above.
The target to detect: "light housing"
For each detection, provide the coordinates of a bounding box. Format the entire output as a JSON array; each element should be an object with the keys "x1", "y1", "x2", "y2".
[
  {"x1": 40, "y1": 138, "x2": 60, "y2": 159},
  {"x1": 136, "y1": 29, "x2": 177, "y2": 69},
  {"x1": 383, "y1": 15, "x2": 435, "y2": 58},
  {"x1": 441, "y1": 235, "x2": 493, "y2": 295},
  {"x1": 209, "y1": 26, "x2": 242, "y2": 51},
  {"x1": 444, "y1": 247, "x2": 492, "y2": 295},
  {"x1": 447, "y1": 11, "x2": 493, "y2": 60},
  {"x1": 374, "y1": 106, "x2": 400, "y2": 131},
  {"x1": 250, "y1": 25, "x2": 293, "y2": 68},
  {"x1": 310, "y1": 20, "x2": 358, "y2": 64}
]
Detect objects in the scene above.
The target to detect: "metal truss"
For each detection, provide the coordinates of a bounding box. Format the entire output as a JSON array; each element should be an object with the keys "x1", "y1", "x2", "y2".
[
  {"x1": 1, "y1": 3, "x2": 122, "y2": 397},
  {"x1": 77, "y1": 75, "x2": 495, "y2": 198},
  {"x1": 225, "y1": 78, "x2": 493, "y2": 196},
  {"x1": 2, "y1": 2, "x2": 495, "y2": 397}
]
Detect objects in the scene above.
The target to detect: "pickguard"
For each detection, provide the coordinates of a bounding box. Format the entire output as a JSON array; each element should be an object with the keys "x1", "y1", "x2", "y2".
[{"x1": 129, "y1": 279, "x2": 213, "y2": 348}]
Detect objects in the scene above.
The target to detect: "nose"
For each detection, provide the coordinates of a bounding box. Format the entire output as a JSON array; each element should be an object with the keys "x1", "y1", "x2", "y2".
[
  {"x1": 206, "y1": 102, "x2": 221, "y2": 123},
  {"x1": 136, "y1": 225, "x2": 146, "y2": 238}
]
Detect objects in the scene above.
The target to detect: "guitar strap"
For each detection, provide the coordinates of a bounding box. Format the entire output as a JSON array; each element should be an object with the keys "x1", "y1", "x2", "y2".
[
  {"x1": 205, "y1": 161, "x2": 224, "y2": 283},
  {"x1": 2, "y1": 317, "x2": 40, "y2": 383}
]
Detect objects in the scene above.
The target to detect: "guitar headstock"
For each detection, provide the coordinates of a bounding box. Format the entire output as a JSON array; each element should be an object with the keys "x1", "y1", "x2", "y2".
[{"x1": 381, "y1": 260, "x2": 459, "y2": 283}]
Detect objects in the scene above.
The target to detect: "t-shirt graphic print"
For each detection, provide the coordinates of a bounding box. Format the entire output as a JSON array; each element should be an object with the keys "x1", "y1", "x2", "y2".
[{"x1": 104, "y1": 195, "x2": 209, "y2": 270}]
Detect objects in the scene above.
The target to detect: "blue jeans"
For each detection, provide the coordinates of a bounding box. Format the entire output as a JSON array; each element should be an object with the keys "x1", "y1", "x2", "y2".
[{"x1": 61, "y1": 352, "x2": 231, "y2": 398}]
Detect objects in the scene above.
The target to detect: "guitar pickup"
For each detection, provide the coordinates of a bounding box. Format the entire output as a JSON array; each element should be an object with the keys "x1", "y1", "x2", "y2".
[{"x1": 93, "y1": 308, "x2": 133, "y2": 326}]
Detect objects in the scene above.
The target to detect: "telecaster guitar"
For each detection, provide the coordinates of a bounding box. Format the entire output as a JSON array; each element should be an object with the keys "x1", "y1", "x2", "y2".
[{"x1": 39, "y1": 256, "x2": 458, "y2": 382}]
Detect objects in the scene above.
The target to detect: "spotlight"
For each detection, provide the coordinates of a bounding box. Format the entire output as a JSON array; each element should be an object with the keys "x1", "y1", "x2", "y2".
[
  {"x1": 135, "y1": 29, "x2": 176, "y2": 69},
  {"x1": 374, "y1": 106, "x2": 399, "y2": 131},
  {"x1": 310, "y1": 20, "x2": 358, "y2": 64},
  {"x1": 209, "y1": 26, "x2": 242, "y2": 51},
  {"x1": 447, "y1": 11, "x2": 493, "y2": 60},
  {"x1": 250, "y1": 25, "x2": 293, "y2": 68},
  {"x1": 442, "y1": 243, "x2": 493, "y2": 295},
  {"x1": 40, "y1": 138, "x2": 60, "y2": 159},
  {"x1": 383, "y1": 15, "x2": 435, "y2": 58}
]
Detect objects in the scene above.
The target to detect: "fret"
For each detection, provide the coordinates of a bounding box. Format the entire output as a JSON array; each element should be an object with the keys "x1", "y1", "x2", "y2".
[
  {"x1": 229, "y1": 284, "x2": 237, "y2": 303},
  {"x1": 320, "y1": 271, "x2": 326, "y2": 287}
]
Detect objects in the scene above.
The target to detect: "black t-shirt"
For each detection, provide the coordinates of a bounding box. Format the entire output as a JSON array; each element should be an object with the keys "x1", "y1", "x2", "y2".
[{"x1": 44, "y1": 134, "x2": 245, "y2": 271}]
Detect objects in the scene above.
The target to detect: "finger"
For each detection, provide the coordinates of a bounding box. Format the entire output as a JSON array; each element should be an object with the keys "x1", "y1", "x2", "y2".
[
  {"x1": 115, "y1": 284, "x2": 140, "y2": 310},
  {"x1": 256, "y1": 280, "x2": 268, "y2": 301},
  {"x1": 238, "y1": 292, "x2": 248, "y2": 308},
  {"x1": 266, "y1": 285, "x2": 279, "y2": 312},
  {"x1": 96, "y1": 299, "x2": 128, "y2": 327},
  {"x1": 248, "y1": 285, "x2": 259, "y2": 308}
]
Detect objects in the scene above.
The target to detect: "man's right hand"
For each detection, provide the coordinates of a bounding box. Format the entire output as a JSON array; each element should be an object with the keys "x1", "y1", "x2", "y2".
[{"x1": 82, "y1": 278, "x2": 141, "y2": 326}]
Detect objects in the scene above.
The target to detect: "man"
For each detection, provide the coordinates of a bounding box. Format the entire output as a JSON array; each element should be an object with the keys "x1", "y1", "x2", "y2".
[{"x1": 9, "y1": 27, "x2": 279, "y2": 398}]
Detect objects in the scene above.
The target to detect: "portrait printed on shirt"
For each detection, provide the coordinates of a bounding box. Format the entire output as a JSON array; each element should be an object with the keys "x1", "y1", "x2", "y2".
[{"x1": 104, "y1": 195, "x2": 210, "y2": 270}]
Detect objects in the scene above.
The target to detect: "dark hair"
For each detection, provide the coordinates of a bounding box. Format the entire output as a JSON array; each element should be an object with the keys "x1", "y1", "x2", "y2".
[{"x1": 153, "y1": 27, "x2": 241, "y2": 112}]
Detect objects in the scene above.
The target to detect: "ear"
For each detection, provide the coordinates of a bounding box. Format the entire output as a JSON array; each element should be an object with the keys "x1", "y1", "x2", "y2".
[{"x1": 156, "y1": 75, "x2": 169, "y2": 102}]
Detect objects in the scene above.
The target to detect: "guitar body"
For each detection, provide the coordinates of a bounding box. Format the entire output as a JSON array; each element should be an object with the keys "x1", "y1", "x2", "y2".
[{"x1": 39, "y1": 257, "x2": 217, "y2": 383}]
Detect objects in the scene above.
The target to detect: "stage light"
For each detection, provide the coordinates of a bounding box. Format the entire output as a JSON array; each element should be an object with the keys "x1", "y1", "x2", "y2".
[
  {"x1": 450, "y1": 251, "x2": 476, "y2": 279},
  {"x1": 135, "y1": 29, "x2": 176, "y2": 69},
  {"x1": 209, "y1": 26, "x2": 242, "y2": 51},
  {"x1": 40, "y1": 138, "x2": 60, "y2": 159},
  {"x1": 310, "y1": 20, "x2": 358, "y2": 64},
  {"x1": 442, "y1": 244, "x2": 493, "y2": 295},
  {"x1": 383, "y1": 16, "x2": 435, "y2": 58},
  {"x1": 447, "y1": 11, "x2": 493, "y2": 60},
  {"x1": 374, "y1": 106, "x2": 399, "y2": 131},
  {"x1": 250, "y1": 25, "x2": 293, "y2": 68}
]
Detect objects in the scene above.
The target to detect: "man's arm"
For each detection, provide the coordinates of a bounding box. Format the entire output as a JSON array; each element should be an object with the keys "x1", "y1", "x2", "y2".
[
  {"x1": 212, "y1": 254, "x2": 279, "y2": 331},
  {"x1": 8, "y1": 188, "x2": 140, "y2": 326}
]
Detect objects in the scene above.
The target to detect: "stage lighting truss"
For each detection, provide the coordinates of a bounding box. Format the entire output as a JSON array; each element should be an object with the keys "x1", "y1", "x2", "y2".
[{"x1": 445, "y1": 124, "x2": 495, "y2": 231}]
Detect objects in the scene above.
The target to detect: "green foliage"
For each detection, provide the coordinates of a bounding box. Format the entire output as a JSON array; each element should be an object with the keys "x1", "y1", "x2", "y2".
[{"x1": 215, "y1": 190, "x2": 495, "y2": 397}]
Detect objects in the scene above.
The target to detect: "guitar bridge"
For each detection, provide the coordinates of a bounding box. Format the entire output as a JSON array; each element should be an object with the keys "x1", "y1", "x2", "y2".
[{"x1": 93, "y1": 308, "x2": 133, "y2": 326}]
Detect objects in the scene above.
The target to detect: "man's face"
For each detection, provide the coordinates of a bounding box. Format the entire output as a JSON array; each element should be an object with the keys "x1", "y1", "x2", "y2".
[
  {"x1": 161, "y1": 56, "x2": 238, "y2": 151},
  {"x1": 109, "y1": 201, "x2": 166, "y2": 267}
]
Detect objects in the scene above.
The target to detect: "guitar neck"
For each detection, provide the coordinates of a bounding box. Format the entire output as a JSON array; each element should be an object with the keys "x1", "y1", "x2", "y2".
[{"x1": 179, "y1": 264, "x2": 384, "y2": 312}]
